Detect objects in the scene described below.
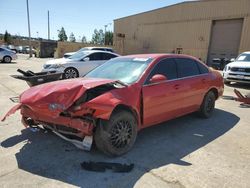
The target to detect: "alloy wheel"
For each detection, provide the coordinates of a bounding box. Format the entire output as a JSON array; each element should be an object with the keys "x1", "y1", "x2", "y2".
[{"x1": 110, "y1": 120, "x2": 133, "y2": 149}]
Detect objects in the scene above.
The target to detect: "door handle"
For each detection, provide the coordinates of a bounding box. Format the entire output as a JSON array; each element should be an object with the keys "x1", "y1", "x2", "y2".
[
  {"x1": 202, "y1": 78, "x2": 207, "y2": 83},
  {"x1": 174, "y1": 84, "x2": 180, "y2": 90}
]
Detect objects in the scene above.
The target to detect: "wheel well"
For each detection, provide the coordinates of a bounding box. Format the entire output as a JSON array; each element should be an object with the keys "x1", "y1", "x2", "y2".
[
  {"x1": 209, "y1": 88, "x2": 219, "y2": 99},
  {"x1": 65, "y1": 67, "x2": 78, "y2": 71},
  {"x1": 111, "y1": 104, "x2": 139, "y2": 124},
  {"x1": 4, "y1": 55, "x2": 12, "y2": 59}
]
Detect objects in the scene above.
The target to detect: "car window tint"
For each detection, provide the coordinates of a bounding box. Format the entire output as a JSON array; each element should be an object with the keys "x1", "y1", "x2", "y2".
[
  {"x1": 175, "y1": 58, "x2": 200, "y2": 78},
  {"x1": 102, "y1": 53, "x2": 117, "y2": 60},
  {"x1": 92, "y1": 48, "x2": 103, "y2": 51},
  {"x1": 106, "y1": 49, "x2": 114, "y2": 52},
  {"x1": 197, "y1": 62, "x2": 209, "y2": 74},
  {"x1": 146, "y1": 58, "x2": 177, "y2": 84},
  {"x1": 88, "y1": 52, "x2": 103, "y2": 61}
]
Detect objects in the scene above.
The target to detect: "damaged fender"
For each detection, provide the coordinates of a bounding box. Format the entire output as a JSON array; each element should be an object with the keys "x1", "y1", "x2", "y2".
[{"x1": 1, "y1": 103, "x2": 21, "y2": 121}]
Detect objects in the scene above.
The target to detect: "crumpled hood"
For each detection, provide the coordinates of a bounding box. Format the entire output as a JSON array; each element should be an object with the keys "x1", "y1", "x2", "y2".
[
  {"x1": 227, "y1": 61, "x2": 250, "y2": 68},
  {"x1": 20, "y1": 78, "x2": 116, "y2": 117}
]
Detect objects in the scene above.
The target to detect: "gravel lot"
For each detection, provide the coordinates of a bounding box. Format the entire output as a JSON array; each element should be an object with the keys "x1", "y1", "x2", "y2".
[{"x1": 0, "y1": 54, "x2": 249, "y2": 188}]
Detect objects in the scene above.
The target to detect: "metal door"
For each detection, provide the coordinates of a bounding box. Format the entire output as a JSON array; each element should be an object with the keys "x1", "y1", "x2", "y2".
[{"x1": 207, "y1": 19, "x2": 243, "y2": 65}]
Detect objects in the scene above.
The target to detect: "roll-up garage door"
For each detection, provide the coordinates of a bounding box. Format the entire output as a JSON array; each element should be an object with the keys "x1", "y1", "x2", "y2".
[{"x1": 207, "y1": 19, "x2": 243, "y2": 65}]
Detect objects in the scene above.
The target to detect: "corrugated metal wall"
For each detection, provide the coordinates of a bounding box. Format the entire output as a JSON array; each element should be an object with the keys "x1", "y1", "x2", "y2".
[{"x1": 114, "y1": 0, "x2": 250, "y2": 62}]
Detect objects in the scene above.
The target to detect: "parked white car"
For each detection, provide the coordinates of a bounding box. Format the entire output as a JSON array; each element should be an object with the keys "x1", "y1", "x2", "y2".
[
  {"x1": 64, "y1": 47, "x2": 114, "y2": 58},
  {"x1": 42, "y1": 50, "x2": 119, "y2": 79},
  {"x1": 0, "y1": 47, "x2": 17, "y2": 63},
  {"x1": 223, "y1": 51, "x2": 250, "y2": 84}
]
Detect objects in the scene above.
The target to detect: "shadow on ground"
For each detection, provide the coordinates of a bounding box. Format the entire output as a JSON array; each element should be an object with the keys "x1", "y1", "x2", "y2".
[
  {"x1": 1, "y1": 109, "x2": 239, "y2": 187},
  {"x1": 0, "y1": 61, "x2": 17, "y2": 64}
]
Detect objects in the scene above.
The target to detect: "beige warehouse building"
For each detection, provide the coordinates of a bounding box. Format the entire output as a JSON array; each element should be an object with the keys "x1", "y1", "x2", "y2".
[{"x1": 114, "y1": 0, "x2": 250, "y2": 65}]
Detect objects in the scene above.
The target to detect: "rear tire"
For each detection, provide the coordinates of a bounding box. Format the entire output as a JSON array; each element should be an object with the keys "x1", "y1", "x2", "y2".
[
  {"x1": 95, "y1": 111, "x2": 137, "y2": 156},
  {"x1": 3, "y1": 56, "x2": 12, "y2": 63},
  {"x1": 198, "y1": 91, "x2": 216, "y2": 118},
  {"x1": 63, "y1": 67, "x2": 79, "y2": 79}
]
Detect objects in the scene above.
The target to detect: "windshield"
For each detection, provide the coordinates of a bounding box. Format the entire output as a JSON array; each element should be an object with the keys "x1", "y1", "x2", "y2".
[
  {"x1": 68, "y1": 51, "x2": 90, "y2": 59},
  {"x1": 236, "y1": 53, "x2": 250, "y2": 62},
  {"x1": 85, "y1": 57, "x2": 153, "y2": 84}
]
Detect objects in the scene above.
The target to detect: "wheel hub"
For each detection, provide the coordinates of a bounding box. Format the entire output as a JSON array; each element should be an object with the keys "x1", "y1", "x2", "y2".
[
  {"x1": 65, "y1": 69, "x2": 77, "y2": 78},
  {"x1": 110, "y1": 120, "x2": 132, "y2": 149}
]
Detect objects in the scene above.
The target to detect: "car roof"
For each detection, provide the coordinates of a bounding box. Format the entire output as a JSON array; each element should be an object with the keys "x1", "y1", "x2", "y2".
[
  {"x1": 122, "y1": 53, "x2": 197, "y2": 60},
  {"x1": 85, "y1": 47, "x2": 113, "y2": 50},
  {"x1": 79, "y1": 50, "x2": 119, "y2": 56},
  {"x1": 241, "y1": 51, "x2": 250, "y2": 54}
]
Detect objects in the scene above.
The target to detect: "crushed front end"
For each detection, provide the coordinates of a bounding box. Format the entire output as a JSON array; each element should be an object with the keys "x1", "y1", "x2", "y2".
[{"x1": 2, "y1": 78, "x2": 126, "y2": 150}]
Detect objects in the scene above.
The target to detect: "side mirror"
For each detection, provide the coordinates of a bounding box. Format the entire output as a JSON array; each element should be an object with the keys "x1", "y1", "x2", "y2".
[
  {"x1": 83, "y1": 57, "x2": 90, "y2": 61},
  {"x1": 230, "y1": 58, "x2": 235, "y2": 62},
  {"x1": 149, "y1": 74, "x2": 167, "y2": 84}
]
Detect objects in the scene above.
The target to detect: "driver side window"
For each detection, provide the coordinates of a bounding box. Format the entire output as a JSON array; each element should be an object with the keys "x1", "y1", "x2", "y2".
[{"x1": 145, "y1": 58, "x2": 177, "y2": 84}]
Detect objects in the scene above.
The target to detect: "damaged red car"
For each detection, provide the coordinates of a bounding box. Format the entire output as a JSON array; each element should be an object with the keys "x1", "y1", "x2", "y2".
[{"x1": 2, "y1": 54, "x2": 224, "y2": 156}]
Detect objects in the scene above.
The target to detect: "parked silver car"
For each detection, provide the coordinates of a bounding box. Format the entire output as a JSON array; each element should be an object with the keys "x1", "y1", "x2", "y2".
[
  {"x1": 0, "y1": 47, "x2": 17, "y2": 63},
  {"x1": 43, "y1": 50, "x2": 119, "y2": 79}
]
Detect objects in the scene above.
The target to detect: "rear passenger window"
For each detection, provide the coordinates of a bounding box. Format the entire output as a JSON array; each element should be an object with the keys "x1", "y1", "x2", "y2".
[
  {"x1": 197, "y1": 62, "x2": 209, "y2": 74},
  {"x1": 102, "y1": 53, "x2": 117, "y2": 60},
  {"x1": 87, "y1": 53, "x2": 103, "y2": 61},
  {"x1": 146, "y1": 58, "x2": 177, "y2": 84},
  {"x1": 175, "y1": 58, "x2": 200, "y2": 78}
]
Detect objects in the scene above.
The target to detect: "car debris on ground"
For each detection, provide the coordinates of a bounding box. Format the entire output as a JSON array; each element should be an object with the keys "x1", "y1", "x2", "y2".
[{"x1": 81, "y1": 161, "x2": 134, "y2": 173}]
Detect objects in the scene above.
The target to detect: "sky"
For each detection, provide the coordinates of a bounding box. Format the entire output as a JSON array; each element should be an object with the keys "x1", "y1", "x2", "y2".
[{"x1": 0, "y1": 0, "x2": 187, "y2": 41}]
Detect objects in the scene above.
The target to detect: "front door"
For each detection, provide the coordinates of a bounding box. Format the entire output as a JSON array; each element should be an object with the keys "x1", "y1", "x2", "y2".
[{"x1": 142, "y1": 58, "x2": 181, "y2": 127}]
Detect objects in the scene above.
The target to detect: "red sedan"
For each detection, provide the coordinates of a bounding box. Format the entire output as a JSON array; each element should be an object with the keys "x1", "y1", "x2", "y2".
[{"x1": 2, "y1": 54, "x2": 224, "y2": 156}]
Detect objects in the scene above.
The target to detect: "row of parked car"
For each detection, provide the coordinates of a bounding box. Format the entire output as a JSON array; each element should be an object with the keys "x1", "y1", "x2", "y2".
[
  {"x1": 1, "y1": 44, "x2": 36, "y2": 55},
  {"x1": 42, "y1": 47, "x2": 250, "y2": 85}
]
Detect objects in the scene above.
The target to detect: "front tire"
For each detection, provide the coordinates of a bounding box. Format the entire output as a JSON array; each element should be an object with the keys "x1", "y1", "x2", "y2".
[
  {"x1": 63, "y1": 67, "x2": 79, "y2": 79},
  {"x1": 3, "y1": 56, "x2": 12, "y2": 63},
  {"x1": 198, "y1": 91, "x2": 216, "y2": 118},
  {"x1": 95, "y1": 111, "x2": 137, "y2": 156}
]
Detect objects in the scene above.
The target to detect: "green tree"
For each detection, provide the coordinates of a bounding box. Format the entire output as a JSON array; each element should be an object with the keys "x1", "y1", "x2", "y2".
[
  {"x1": 4, "y1": 30, "x2": 12, "y2": 44},
  {"x1": 91, "y1": 29, "x2": 104, "y2": 44},
  {"x1": 81, "y1": 35, "x2": 87, "y2": 43},
  {"x1": 57, "y1": 27, "x2": 68, "y2": 41},
  {"x1": 69, "y1": 32, "x2": 76, "y2": 42},
  {"x1": 105, "y1": 31, "x2": 113, "y2": 45}
]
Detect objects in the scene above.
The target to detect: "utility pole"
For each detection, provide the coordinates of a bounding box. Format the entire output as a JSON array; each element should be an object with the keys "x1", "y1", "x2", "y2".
[
  {"x1": 104, "y1": 25, "x2": 107, "y2": 45},
  {"x1": 26, "y1": 0, "x2": 32, "y2": 57},
  {"x1": 104, "y1": 23, "x2": 111, "y2": 45},
  {"x1": 48, "y1": 10, "x2": 50, "y2": 40}
]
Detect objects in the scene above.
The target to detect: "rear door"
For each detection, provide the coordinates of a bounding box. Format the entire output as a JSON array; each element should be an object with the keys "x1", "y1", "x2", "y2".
[{"x1": 174, "y1": 58, "x2": 209, "y2": 113}]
